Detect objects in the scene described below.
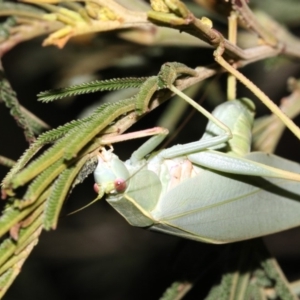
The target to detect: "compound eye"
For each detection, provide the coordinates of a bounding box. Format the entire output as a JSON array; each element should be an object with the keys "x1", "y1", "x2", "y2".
[{"x1": 114, "y1": 179, "x2": 127, "y2": 192}]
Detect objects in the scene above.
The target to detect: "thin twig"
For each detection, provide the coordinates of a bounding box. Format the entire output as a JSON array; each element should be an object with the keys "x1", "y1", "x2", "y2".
[{"x1": 0, "y1": 63, "x2": 35, "y2": 143}]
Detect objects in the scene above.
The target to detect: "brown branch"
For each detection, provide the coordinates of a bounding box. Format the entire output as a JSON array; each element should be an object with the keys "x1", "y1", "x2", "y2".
[{"x1": 231, "y1": 0, "x2": 278, "y2": 47}]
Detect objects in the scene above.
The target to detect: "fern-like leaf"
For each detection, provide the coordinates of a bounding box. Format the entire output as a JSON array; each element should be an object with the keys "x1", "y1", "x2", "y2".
[
  {"x1": 1, "y1": 143, "x2": 44, "y2": 192},
  {"x1": 0, "y1": 214, "x2": 42, "y2": 271},
  {"x1": 18, "y1": 159, "x2": 66, "y2": 208},
  {"x1": 0, "y1": 156, "x2": 15, "y2": 168},
  {"x1": 63, "y1": 97, "x2": 136, "y2": 159},
  {"x1": 44, "y1": 156, "x2": 89, "y2": 230},
  {"x1": 0, "y1": 193, "x2": 46, "y2": 239},
  {"x1": 37, "y1": 77, "x2": 148, "y2": 102},
  {"x1": 157, "y1": 62, "x2": 197, "y2": 89},
  {"x1": 135, "y1": 76, "x2": 158, "y2": 115},
  {"x1": 11, "y1": 134, "x2": 72, "y2": 189},
  {"x1": 0, "y1": 240, "x2": 15, "y2": 269},
  {"x1": 34, "y1": 98, "x2": 118, "y2": 146},
  {"x1": 0, "y1": 269, "x2": 14, "y2": 298},
  {"x1": 0, "y1": 228, "x2": 41, "y2": 299},
  {"x1": 35, "y1": 119, "x2": 87, "y2": 145},
  {"x1": 11, "y1": 97, "x2": 136, "y2": 187}
]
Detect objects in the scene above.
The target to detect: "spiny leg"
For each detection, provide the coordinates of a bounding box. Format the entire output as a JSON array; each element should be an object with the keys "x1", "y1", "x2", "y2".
[
  {"x1": 227, "y1": 11, "x2": 238, "y2": 101},
  {"x1": 214, "y1": 43, "x2": 300, "y2": 140},
  {"x1": 157, "y1": 62, "x2": 234, "y2": 153},
  {"x1": 168, "y1": 84, "x2": 232, "y2": 143}
]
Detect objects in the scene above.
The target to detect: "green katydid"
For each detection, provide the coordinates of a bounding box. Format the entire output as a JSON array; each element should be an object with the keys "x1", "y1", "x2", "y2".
[{"x1": 93, "y1": 97, "x2": 300, "y2": 244}]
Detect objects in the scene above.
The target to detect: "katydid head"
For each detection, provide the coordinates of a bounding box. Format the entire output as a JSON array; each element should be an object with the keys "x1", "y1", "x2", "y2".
[
  {"x1": 93, "y1": 147, "x2": 130, "y2": 197},
  {"x1": 67, "y1": 149, "x2": 130, "y2": 216}
]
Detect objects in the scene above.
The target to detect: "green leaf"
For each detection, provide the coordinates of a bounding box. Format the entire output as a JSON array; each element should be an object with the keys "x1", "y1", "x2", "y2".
[
  {"x1": 37, "y1": 77, "x2": 148, "y2": 102},
  {"x1": 0, "y1": 231, "x2": 41, "y2": 299},
  {"x1": 11, "y1": 135, "x2": 72, "y2": 189},
  {"x1": 2, "y1": 143, "x2": 43, "y2": 193},
  {"x1": 0, "y1": 192, "x2": 46, "y2": 239},
  {"x1": 157, "y1": 62, "x2": 197, "y2": 89},
  {"x1": 0, "y1": 269, "x2": 14, "y2": 299},
  {"x1": 63, "y1": 97, "x2": 136, "y2": 159},
  {"x1": 0, "y1": 156, "x2": 15, "y2": 168},
  {"x1": 135, "y1": 76, "x2": 158, "y2": 115},
  {"x1": 43, "y1": 155, "x2": 89, "y2": 230},
  {"x1": 0, "y1": 213, "x2": 43, "y2": 271},
  {"x1": 10, "y1": 97, "x2": 136, "y2": 188},
  {"x1": 17, "y1": 158, "x2": 66, "y2": 208}
]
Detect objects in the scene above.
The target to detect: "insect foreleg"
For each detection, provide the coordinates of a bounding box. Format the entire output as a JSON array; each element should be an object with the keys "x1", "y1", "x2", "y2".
[
  {"x1": 130, "y1": 128, "x2": 169, "y2": 164},
  {"x1": 214, "y1": 45, "x2": 300, "y2": 141}
]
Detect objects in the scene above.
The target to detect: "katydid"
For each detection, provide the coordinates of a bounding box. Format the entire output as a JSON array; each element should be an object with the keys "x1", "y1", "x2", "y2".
[{"x1": 93, "y1": 98, "x2": 300, "y2": 244}]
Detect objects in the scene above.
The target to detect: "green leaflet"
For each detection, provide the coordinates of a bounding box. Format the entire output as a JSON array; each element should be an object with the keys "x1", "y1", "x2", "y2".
[
  {"x1": 3, "y1": 106, "x2": 97, "y2": 189},
  {"x1": 17, "y1": 158, "x2": 66, "y2": 208},
  {"x1": 252, "y1": 269, "x2": 272, "y2": 288},
  {"x1": 157, "y1": 62, "x2": 197, "y2": 89},
  {"x1": 0, "y1": 269, "x2": 14, "y2": 300},
  {"x1": 135, "y1": 76, "x2": 158, "y2": 115},
  {"x1": 0, "y1": 214, "x2": 43, "y2": 273},
  {"x1": 63, "y1": 97, "x2": 136, "y2": 159},
  {"x1": 43, "y1": 155, "x2": 89, "y2": 230},
  {"x1": 0, "y1": 234, "x2": 40, "y2": 299},
  {"x1": 11, "y1": 134, "x2": 72, "y2": 188},
  {"x1": 2, "y1": 106, "x2": 97, "y2": 190},
  {"x1": 2, "y1": 142, "x2": 43, "y2": 192},
  {"x1": 0, "y1": 240, "x2": 14, "y2": 272},
  {"x1": 135, "y1": 63, "x2": 198, "y2": 115},
  {"x1": 244, "y1": 282, "x2": 264, "y2": 300},
  {"x1": 0, "y1": 191, "x2": 47, "y2": 239},
  {"x1": 218, "y1": 273, "x2": 235, "y2": 300},
  {"x1": 261, "y1": 257, "x2": 297, "y2": 299},
  {"x1": 35, "y1": 119, "x2": 88, "y2": 145},
  {"x1": 34, "y1": 98, "x2": 120, "y2": 146},
  {"x1": 0, "y1": 156, "x2": 15, "y2": 168},
  {"x1": 171, "y1": 63, "x2": 198, "y2": 77},
  {"x1": 1, "y1": 116, "x2": 79, "y2": 190},
  {"x1": 159, "y1": 282, "x2": 185, "y2": 300},
  {"x1": 10, "y1": 97, "x2": 136, "y2": 188},
  {"x1": 205, "y1": 285, "x2": 221, "y2": 300},
  {"x1": 34, "y1": 93, "x2": 133, "y2": 146},
  {"x1": 253, "y1": 240, "x2": 297, "y2": 299},
  {"x1": 37, "y1": 77, "x2": 148, "y2": 102}
]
